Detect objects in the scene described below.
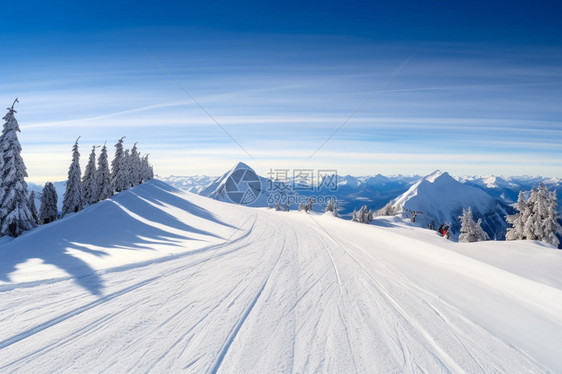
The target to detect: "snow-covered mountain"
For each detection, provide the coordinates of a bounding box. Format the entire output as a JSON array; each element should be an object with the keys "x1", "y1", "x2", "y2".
[
  {"x1": 198, "y1": 161, "x2": 292, "y2": 207},
  {"x1": 161, "y1": 165, "x2": 418, "y2": 215},
  {"x1": 392, "y1": 170, "x2": 512, "y2": 239},
  {"x1": 158, "y1": 166, "x2": 561, "y2": 227},
  {"x1": 460, "y1": 175, "x2": 562, "y2": 208},
  {"x1": 1, "y1": 180, "x2": 562, "y2": 372},
  {"x1": 156, "y1": 175, "x2": 217, "y2": 194}
]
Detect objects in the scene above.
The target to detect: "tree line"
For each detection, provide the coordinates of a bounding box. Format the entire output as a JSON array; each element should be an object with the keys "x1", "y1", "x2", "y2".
[{"x1": 0, "y1": 99, "x2": 154, "y2": 237}]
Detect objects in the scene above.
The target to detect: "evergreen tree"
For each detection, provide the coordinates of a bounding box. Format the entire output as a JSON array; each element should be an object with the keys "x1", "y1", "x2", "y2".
[
  {"x1": 325, "y1": 198, "x2": 334, "y2": 213},
  {"x1": 459, "y1": 207, "x2": 488, "y2": 243},
  {"x1": 332, "y1": 199, "x2": 339, "y2": 217},
  {"x1": 62, "y1": 138, "x2": 83, "y2": 216},
  {"x1": 123, "y1": 149, "x2": 131, "y2": 189},
  {"x1": 82, "y1": 145, "x2": 99, "y2": 207},
  {"x1": 506, "y1": 191, "x2": 526, "y2": 240},
  {"x1": 96, "y1": 143, "x2": 113, "y2": 201},
  {"x1": 474, "y1": 218, "x2": 489, "y2": 242},
  {"x1": 145, "y1": 154, "x2": 154, "y2": 180},
  {"x1": 353, "y1": 205, "x2": 373, "y2": 223},
  {"x1": 39, "y1": 182, "x2": 58, "y2": 224},
  {"x1": 130, "y1": 142, "x2": 142, "y2": 186},
  {"x1": 522, "y1": 188, "x2": 538, "y2": 240},
  {"x1": 544, "y1": 190, "x2": 562, "y2": 247},
  {"x1": 111, "y1": 137, "x2": 127, "y2": 192},
  {"x1": 28, "y1": 190, "x2": 39, "y2": 225},
  {"x1": 506, "y1": 185, "x2": 561, "y2": 246},
  {"x1": 0, "y1": 99, "x2": 36, "y2": 237}
]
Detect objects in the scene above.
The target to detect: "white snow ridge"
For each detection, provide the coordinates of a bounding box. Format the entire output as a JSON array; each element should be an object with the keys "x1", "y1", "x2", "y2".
[{"x1": 1, "y1": 180, "x2": 562, "y2": 373}]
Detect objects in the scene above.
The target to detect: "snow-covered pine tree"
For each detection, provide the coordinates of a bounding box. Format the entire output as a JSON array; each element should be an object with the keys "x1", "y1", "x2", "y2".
[
  {"x1": 96, "y1": 143, "x2": 113, "y2": 201},
  {"x1": 123, "y1": 149, "x2": 131, "y2": 189},
  {"x1": 376, "y1": 202, "x2": 396, "y2": 217},
  {"x1": 474, "y1": 218, "x2": 489, "y2": 242},
  {"x1": 82, "y1": 145, "x2": 99, "y2": 207},
  {"x1": 332, "y1": 199, "x2": 339, "y2": 217},
  {"x1": 506, "y1": 185, "x2": 561, "y2": 246},
  {"x1": 543, "y1": 189, "x2": 562, "y2": 247},
  {"x1": 145, "y1": 154, "x2": 154, "y2": 180},
  {"x1": 111, "y1": 137, "x2": 126, "y2": 192},
  {"x1": 0, "y1": 99, "x2": 36, "y2": 237},
  {"x1": 506, "y1": 191, "x2": 526, "y2": 240},
  {"x1": 353, "y1": 205, "x2": 373, "y2": 223},
  {"x1": 130, "y1": 143, "x2": 141, "y2": 186},
  {"x1": 39, "y1": 182, "x2": 58, "y2": 224},
  {"x1": 28, "y1": 190, "x2": 39, "y2": 225},
  {"x1": 62, "y1": 137, "x2": 83, "y2": 216},
  {"x1": 522, "y1": 187, "x2": 538, "y2": 240},
  {"x1": 305, "y1": 198, "x2": 314, "y2": 213},
  {"x1": 458, "y1": 207, "x2": 488, "y2": 242},
  {"x1": 325, "y1": 198, "x2": 334, "y2": 213}
]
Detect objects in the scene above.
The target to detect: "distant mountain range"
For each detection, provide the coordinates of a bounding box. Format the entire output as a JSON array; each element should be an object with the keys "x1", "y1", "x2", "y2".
[
  {"x1": 157, "y1": 163, "x2": 561, "y2": 245},
  {"x1": 158, "y1": 166, "x2": 562, "y2": 215},
  {"x1": 27, "y1": 163, "x2": 560, "y2": 244}
]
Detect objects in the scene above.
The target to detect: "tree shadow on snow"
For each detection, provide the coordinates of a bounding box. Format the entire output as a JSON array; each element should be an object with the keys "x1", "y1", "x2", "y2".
[{"x1": 0, "y1": 181, "x2": 234, "y2": 297}]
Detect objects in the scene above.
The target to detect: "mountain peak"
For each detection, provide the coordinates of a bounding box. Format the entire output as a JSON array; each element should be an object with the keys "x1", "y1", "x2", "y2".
[
  {"x1": 424, "y1": 170, "x2": 445, "y2": 183},
  {"x1": 231, "y1": 161, "x2": 253, "y2": 172}
]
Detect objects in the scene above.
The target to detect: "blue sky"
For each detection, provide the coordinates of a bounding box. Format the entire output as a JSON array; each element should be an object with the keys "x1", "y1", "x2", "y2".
[{"x1": 1, "y1": 0, "x2": 562, "y2": 181}]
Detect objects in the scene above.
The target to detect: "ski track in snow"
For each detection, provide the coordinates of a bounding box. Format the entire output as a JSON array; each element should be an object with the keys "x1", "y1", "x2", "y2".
[{"x1": 0, "y1": 181, "x2": 561, "y2": 373}]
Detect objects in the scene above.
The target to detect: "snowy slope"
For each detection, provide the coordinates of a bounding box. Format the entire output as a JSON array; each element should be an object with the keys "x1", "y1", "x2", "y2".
[
  {"x1": 2, "y1": 180, "x2": 561, "y2": 372},
  {"x1": 392, "y1": 170, "x2": 511, "y2": 239}
]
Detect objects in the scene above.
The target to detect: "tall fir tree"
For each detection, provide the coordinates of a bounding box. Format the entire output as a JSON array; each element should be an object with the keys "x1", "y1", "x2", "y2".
[
  {"x1": 506, "y1": 191, "x2": 527, "y2": 240},
  {"x1": 458, "y1": 207, "x2": 488, "y2": 243},
  {"x1": 141, "y1": 154, "x2": 152, "y2": 182},
  {"x1": 82, "y1": 145, "x2": 99, "y2": 207},
  {"x1": 62, "y1": 138, "x2": 83, "y2": 216},
  {"x1": 96, "y1": 143, "x2": 113, "y2": 201},
  {"x1": 39, "y1": 182, "x2": 58, "y2": 224},
  {"x1": 544, "y1": 190, "x2": 562, "y2": 247},
  {"x1": 111, "y1": 137, "x2": 126, "y2": 192},
  {"x1": 28, "y1": 190, "x2": 39, "y2": 225},
  {"x1": 130, "y1": 142, "x2": 142, "y2": 186},
  {"x1": 0, "y1": 99, "x2": 36, "y2": 237},
  {"x1": 123, "y1": 149, "x2": 131, "y2": 189},
  {"x1": 522, "y1": 187, "x2": 538, "y2": 240},
  {"x1": 506, "y1": 185, "x2": 561, "y2": 247}
]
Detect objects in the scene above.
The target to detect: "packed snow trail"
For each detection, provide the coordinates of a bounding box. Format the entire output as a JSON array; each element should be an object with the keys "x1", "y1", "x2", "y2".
[{"x1": 1, "y1": 181, "x2": 562, "y2": 373}]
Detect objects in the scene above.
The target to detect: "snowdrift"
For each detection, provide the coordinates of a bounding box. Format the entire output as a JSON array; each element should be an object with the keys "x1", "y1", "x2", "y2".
[{"x1": 0, "y1": 180, "x2": 235, "y2": 292}]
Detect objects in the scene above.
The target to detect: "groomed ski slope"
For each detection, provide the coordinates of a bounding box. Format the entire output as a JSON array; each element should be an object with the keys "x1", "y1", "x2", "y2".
[{"x1": 1, "y1": 180, "x2": 562, "y2": 373}]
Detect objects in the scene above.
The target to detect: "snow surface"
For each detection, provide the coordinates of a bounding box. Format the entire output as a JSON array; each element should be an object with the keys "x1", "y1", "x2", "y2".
[{"x1": 1, "y1": 180, "x2": 562, "y2": 373}]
